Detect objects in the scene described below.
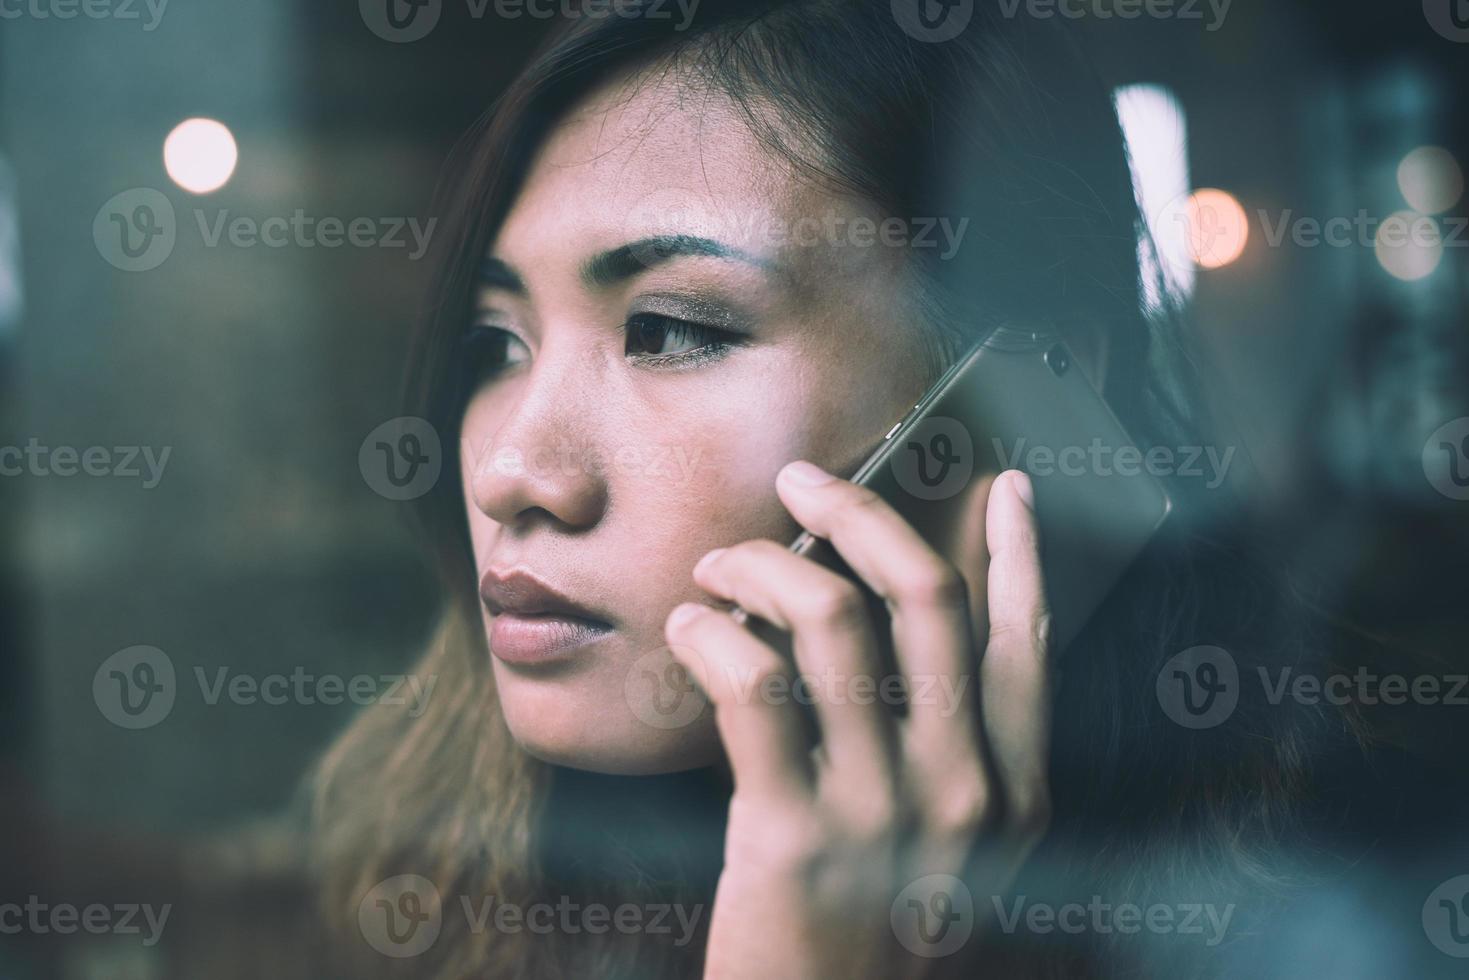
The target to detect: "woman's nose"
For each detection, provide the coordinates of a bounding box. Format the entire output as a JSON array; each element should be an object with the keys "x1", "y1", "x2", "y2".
[{"x1": 465, "y1": 365, "x2": 609, "y2": 531}]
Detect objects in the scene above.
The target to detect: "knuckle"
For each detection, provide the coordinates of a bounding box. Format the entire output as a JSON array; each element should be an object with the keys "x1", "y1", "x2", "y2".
[
  {"x1": 927, "y1": 776, "x2": 993, "y2": 838},
  {"x1": 1008, "y1": 787, "x2": 1053, "y2": 842},
  {"x1": 840, "y1": 791, "x2": 905, "y2": 844},
  {"x1": 898, "y1": 558, "x2": 968, "y2": 609},
  {"x1": 742, "y1": 655, "x2": 789, "y2": 693},
  {"x1": 1033, "y1": 609, "x2": 1055, "y2": 654},
  {"x1": 796, "y1": 579, "x2": 867, "y2": 628},
  {"x1": 989, "y1": 605, "x2": 1054, "y2": 653},
  {"x1": 759, "y1": 812, "x2": 828, "y2": 873}
]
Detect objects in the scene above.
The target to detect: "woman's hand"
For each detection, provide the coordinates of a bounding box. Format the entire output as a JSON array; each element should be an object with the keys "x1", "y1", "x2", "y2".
[{"x1": 663, "y1": 463, "x2": 1054, "y2": 980}]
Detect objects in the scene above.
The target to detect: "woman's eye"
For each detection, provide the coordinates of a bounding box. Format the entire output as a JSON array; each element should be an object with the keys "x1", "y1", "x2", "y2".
[
  {"x1": 623, "y1": 312, "x2": 733, "y2": 363},
  {"x1": 461, "y1": 325, "x2": 528, "y2": 389}
]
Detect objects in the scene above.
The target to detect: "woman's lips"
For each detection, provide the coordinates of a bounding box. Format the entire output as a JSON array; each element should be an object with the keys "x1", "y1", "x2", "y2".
[
  {"x1": 479, "y1": 567, "x2": 614, "y2": 665},
  {"x1": 488, "y1": 612, "x2": 613, "y2": 665}
]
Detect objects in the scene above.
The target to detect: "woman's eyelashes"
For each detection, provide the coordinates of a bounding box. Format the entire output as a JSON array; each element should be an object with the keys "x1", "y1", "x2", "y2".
[
  {"x1": 461, "y1": 323, "x2": 529, "y2": 389},
  {"x1": 622, "y1": 311, "x2": 742, "y2": 367},
  {"x1": 458, "y1": 306, "x2": 745, "y2": 392}
]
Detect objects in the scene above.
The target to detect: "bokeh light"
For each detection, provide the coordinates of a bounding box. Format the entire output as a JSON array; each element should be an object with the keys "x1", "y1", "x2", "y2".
[
  {"x1": 1181, "y1": 188, "x2": 1249, "y2": 269},
  {"x1": 1396, "y1": 146, "x2": 1464, "y2": 215},
  {"x1": 163, "y1": 118, "x2": 238, "y2": 195},
  {"x1": 1374, "y1": 209, "x2": 1443, "y2": 281}
]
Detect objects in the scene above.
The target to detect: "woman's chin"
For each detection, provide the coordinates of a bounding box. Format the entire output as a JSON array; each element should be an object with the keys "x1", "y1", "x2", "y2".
[{"x1": 511, "y1": 729, "x2": 724, "y2": 776}]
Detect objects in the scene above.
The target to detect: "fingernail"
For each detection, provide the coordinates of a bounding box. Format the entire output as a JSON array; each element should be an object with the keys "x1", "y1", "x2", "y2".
[
  {"x1": 1012, "y1": 470, "x2": 1035, "y2": 510},
  {"x1": 667, "y1": 603, "x2": 707, "y2": 630},
  {"x1": 694, "y1": 548, "x2": 726, "y2": 577},
  {"x1": 781, "y1": 460, "x2": 834, "y2": 487}
]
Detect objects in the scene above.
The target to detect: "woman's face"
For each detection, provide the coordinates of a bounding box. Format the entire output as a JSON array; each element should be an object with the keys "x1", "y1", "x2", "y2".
[{"x1": 460, "y1": 69, "x2": 931, "y2": 774}]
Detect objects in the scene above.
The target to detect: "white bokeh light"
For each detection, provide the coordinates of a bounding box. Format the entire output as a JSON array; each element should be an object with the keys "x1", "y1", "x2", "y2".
[
  {"x1": 1374, "y1": 210, "x2": 1443, "y2": 282},
  {"x1": 1396, "y1": 146, "x2": 1464, "y2": 216},
  {"x1": 163, "y1": 118, "x2": 238, "y2": 195}
]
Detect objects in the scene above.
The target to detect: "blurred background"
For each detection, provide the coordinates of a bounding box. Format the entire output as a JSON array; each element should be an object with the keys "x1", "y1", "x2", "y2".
[{"x1": 1, "y1": 0, "x2": 1467, "y2": 977}]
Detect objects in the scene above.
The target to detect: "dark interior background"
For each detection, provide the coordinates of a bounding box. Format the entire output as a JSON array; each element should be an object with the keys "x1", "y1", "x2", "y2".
[{"x1": 1, "y1": 1, "x2": 1466, "y2": 977}]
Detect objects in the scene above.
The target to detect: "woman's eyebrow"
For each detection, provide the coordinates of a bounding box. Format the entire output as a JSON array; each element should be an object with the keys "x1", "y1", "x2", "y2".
[
  {"x1": 580, "y1": 235, "x2": 773, "y2": 288},
  {"x1": 478, "y1": 256, "x2": 526, "y2": 295}
]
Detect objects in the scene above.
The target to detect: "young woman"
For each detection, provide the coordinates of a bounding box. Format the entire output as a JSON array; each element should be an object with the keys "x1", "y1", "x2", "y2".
[{"x1": 314, "y1": 2, "x2": 1349, "y2": 977}]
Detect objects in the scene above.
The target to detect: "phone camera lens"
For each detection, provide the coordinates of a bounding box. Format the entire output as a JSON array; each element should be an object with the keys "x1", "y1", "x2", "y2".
[{"x1": 1046, "y1": 345, "x2": 1071, "y2": 376}]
